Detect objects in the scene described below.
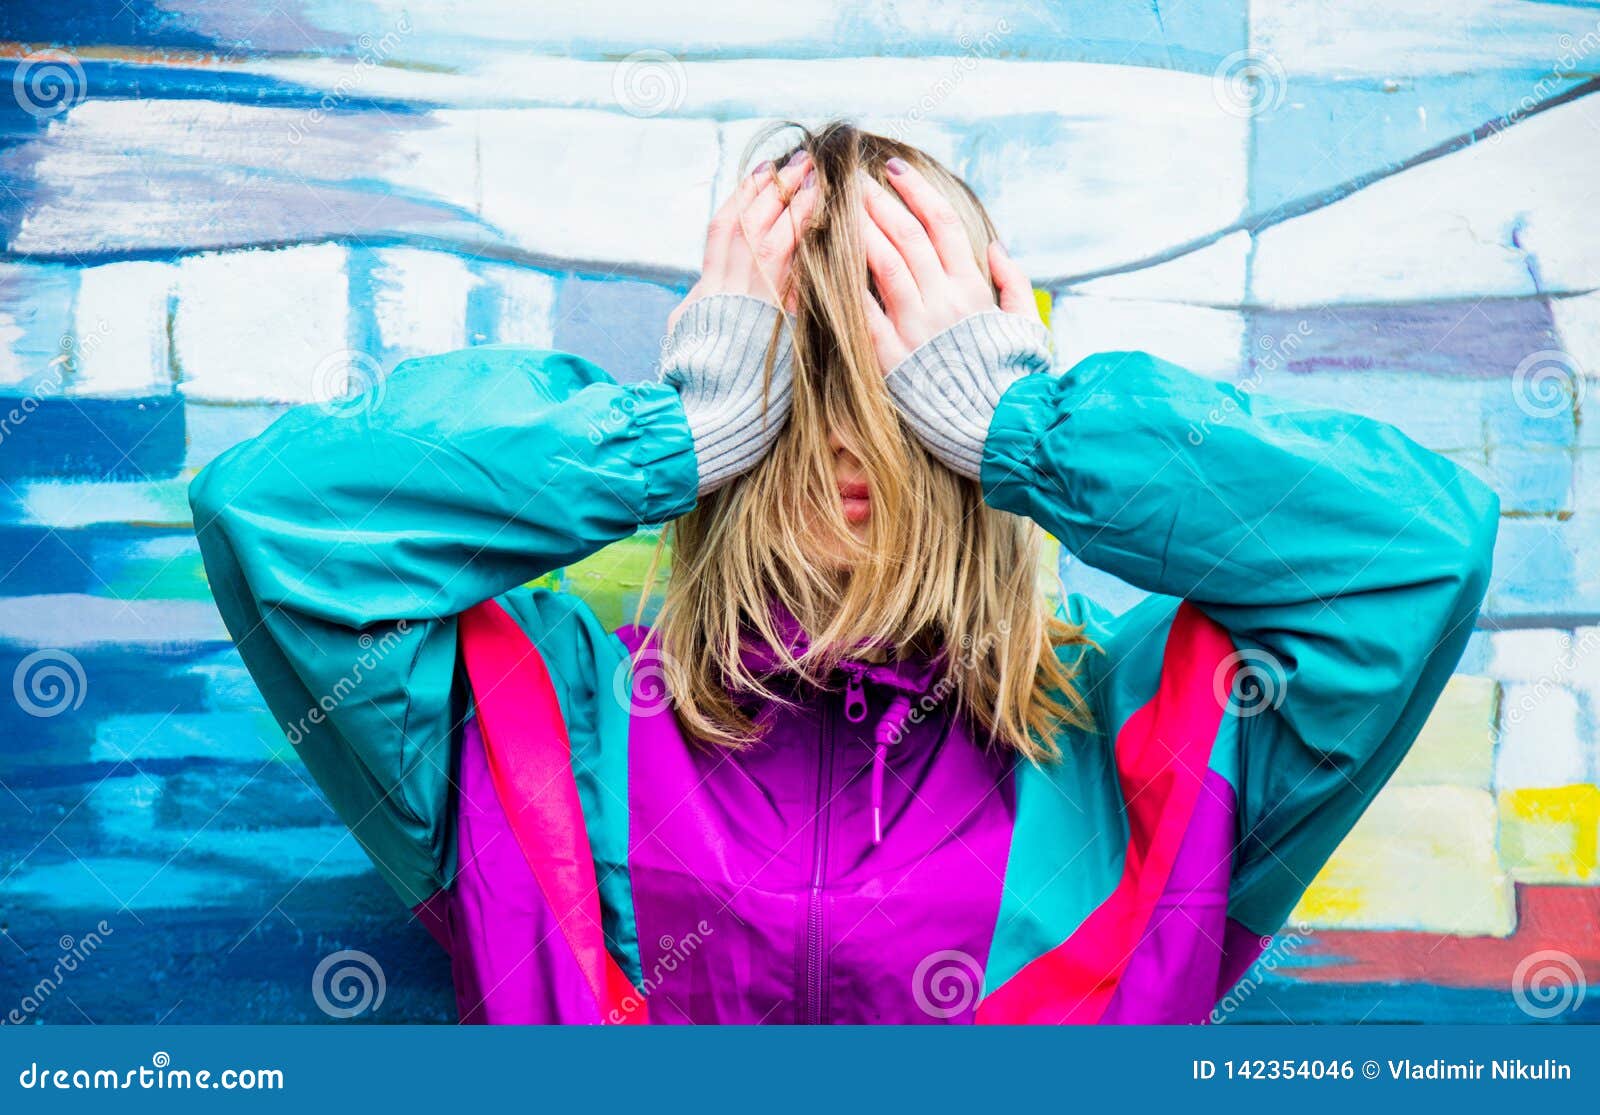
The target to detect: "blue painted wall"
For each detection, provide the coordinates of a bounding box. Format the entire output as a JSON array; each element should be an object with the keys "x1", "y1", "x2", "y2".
[{"x1": 3, "y1": 1, "x2": 1599, "y2": 1024}]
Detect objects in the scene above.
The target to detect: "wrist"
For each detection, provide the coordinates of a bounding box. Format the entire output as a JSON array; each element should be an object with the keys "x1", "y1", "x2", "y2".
[
  {"x1": 884, "y1": 311, "x2": 1054, "y2": 479},
  {"x1": 660, "y1": 294, "x2": 795, "y2": 494}
]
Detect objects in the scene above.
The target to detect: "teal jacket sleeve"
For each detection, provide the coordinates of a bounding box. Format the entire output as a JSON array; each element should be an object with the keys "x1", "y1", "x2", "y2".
[
  {"x1": 189, "y1": 346, "x2": 698, "y2": 905},
  {"x1": 982, "y1": 350, "x2": 1500, "y2": 933}
]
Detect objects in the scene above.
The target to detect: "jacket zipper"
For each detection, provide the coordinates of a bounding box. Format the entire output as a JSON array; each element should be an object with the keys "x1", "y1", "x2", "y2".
[{"x1": 804, "y1": 700, "x2": 835, "y2": 1024}]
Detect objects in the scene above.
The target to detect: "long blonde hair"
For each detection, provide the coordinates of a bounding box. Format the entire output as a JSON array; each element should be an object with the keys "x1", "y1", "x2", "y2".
[{"x1": 641, "y1": 122, "x2": 1093, "y2": 762}]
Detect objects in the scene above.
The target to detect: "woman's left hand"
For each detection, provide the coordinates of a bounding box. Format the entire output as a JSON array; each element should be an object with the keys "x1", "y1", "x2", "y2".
[{"x1": 857, "y1": 160, "x2": 1042, "y2": 373}]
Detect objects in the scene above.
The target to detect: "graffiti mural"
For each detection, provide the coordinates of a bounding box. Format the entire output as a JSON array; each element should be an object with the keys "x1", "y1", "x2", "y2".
[{"x1": 1, "y1": 1, "x2": 1597, "y2": 1023}]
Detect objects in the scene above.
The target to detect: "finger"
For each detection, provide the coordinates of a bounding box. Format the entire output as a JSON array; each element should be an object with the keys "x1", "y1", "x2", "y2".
[
  {"x1": 753, "y1": 169, "x2": 819, "y2": 288},
  {"x1": 858, "y1": 170, "x2": 943, "y2": 290},
  {"x1": 880, "y1": 157, "x2": 980, "y2": 279},
  {"x1": 859, "y1": 281, "x2": 903, "y2": 372},
  {"x1": 722, "y1": 212, "x2": 758, "y2": 291},
  {"x1": 988, "y1": 241, "x2": 1043, "y2": 322},
  {"x1": 703, "y1": 159, "x2": 776, "y2": 282},
  {"x1": 740, "y1": 151, "x2": 812, "y2": 243},
  {"x1": 858, "y1": 205, "x2": 921, "y2": 317}
]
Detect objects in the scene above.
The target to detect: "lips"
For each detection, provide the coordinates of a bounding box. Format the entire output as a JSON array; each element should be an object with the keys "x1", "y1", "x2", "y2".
[{"x1": 839, "y1": 481, "x2": 870, "y2": 524}]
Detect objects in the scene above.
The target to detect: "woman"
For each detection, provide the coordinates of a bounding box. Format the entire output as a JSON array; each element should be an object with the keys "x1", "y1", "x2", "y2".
[{"x1": 190, "y1": 123, "x2": 1498, "y2": 1024}]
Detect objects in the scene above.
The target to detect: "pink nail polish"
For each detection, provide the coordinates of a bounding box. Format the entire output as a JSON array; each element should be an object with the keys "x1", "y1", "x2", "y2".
[
  {"x1": 752, "y1": 160, "x2": 772, "y2": 177},
  {"x1": 803, "y1": 168, "x2": 816, "y2": 188},
  {"x1": 886, "y1": 157, "x2": 908, "y2": 175}
]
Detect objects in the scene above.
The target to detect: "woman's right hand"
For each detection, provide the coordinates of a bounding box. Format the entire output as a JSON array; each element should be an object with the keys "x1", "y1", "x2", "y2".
[{"x1": 667, "y1": 153, "x2": 818, "y2": 332}]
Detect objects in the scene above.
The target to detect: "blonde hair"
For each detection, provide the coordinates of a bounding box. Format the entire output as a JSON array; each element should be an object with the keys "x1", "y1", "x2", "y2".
[{"x1": 640, "y1": 121, "x2": 1093, "y2": 762}]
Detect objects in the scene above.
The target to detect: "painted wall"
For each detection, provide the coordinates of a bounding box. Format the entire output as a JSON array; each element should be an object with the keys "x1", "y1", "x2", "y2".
[{"x1": 1, "y1": 1, "x2": 1598, "y2": 1024}]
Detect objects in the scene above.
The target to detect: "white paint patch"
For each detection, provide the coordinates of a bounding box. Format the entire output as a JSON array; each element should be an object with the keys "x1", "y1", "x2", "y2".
[
  {"x1": 0, "y1": 595, "x2": 228, "y2": 646},
  {"x1": 1255, "y1": 0, "x2": 1600, "y2": 76},
  {"x1": 1488, "y1": 628, "x2": 1586, "y2": 684},
  {"x1": 19, "y1": 478, "x2": 191, "y2": 529},
  {"x1": 972, "y1": 97, "x2": 1248, "y2": 281},
  {"x1": 1495, "y1": 683, "x2": 1587, "y2": 789},
  {"x1": 1251, "y1": 97, "x2": 1600, "y2": 304},
  {"x1": 1050, "y1": 297, "x2": 1246, "y2": 379},
  {"x1": 174, "y1": 244, "x2": 350, "y2": 403},
  {"x1": 1550, "y1": 290, "x2": 1600, "y2": 386},
  {"x1": 1069, "y1": 232, "x2": 1251, "y2": 305},
  {"x1": 473, "y1": 109, "x2": 717, "y2": 273},
  {"x1": 1292, "y1": 785, "x2": 1514, "y2": 936},
  {"x1": 241, "y1": 49, "x2": 1250, "y2": 280},
  {"x1": 474, "y1": 264, "x2": 557, "y2": 347},
  {"x1": 10, "y1": 99, "x2": 480, "y2": 257},
  {"x1": 371, "y1": 248, "x2": 474, "y2": 361},
  {"x1": 69, "y1": 261, "x2": 175, "y2": 396}
]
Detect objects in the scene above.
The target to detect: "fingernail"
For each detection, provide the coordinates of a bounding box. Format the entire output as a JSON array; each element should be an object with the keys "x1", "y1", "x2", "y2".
[
  {"x1": 803, "y1": 168, "x2": 816, "y2": 188},
  {"x1": 784, "y1": 150, "x2": 810, "y2": 169},
  {"x1": 993, "y1": 240, "x2": 1010, "y2": 257},
  {"x1": 886, "y1": 157, "x2": 908, "y2": 175},
  {"x1": 752, "y1": 160, "x2": 772, "y2": 177}
]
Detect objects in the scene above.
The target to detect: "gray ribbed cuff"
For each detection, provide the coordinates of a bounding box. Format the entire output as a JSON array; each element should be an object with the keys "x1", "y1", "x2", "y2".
[
  {"x1": 885, "y1": 311, "x2": 1054, "y2": 479},
  {"x1": 660, "y1": 294, "x2": 794, "y2": 494}
]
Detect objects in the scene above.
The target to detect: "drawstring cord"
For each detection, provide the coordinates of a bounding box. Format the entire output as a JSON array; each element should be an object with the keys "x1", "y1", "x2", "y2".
[{"x1": 839, "y1": 663, "x2": 931, "y2": 846}]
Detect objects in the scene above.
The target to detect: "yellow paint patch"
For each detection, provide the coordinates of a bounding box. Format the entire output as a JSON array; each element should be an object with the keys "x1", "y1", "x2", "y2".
[
  {"x1": 1290, "y1": 785, "x2": 1515, "y2": 937},
  {"x1": 1033, "y1": 287, "x2": 1052, "y2": 330},
  {"x1": 1498, "y1": 785, "x2": 1600, "y2": 883},
  {"x1": 1390, "y1": 674, "x2": 1496, "y2": 788}
]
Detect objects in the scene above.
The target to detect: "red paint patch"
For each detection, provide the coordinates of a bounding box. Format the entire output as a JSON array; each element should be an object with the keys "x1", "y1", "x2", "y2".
[{"x1": 1292, "y1": 885, "x2": 1600, "y2": 988}]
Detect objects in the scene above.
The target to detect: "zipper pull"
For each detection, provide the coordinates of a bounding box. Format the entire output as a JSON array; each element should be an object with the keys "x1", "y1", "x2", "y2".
[{"x1": 842, "y1": 667, "x2": 868, "y2": 723}]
